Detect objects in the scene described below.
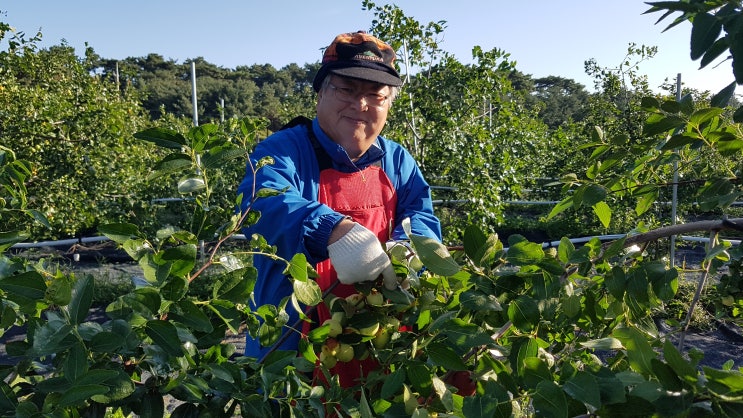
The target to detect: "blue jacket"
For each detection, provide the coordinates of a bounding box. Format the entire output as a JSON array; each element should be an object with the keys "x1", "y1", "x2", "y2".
[{"x1": 237, "y1": 118, "x2": 441, "y2": 358}]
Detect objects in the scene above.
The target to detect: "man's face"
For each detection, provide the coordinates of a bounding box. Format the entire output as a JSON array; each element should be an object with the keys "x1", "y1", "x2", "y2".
[{"x1": 316, "y1": 75, "x2": 392, "y2": 160}]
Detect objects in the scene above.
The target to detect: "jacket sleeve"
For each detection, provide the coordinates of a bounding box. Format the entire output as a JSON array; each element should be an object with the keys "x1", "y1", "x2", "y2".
[
  {"x1": 384, "y1": 142, "x2": 442, "y2": 242},
  {"x1": 237, "y1": 128, "x2": 345, "y2": 264}
]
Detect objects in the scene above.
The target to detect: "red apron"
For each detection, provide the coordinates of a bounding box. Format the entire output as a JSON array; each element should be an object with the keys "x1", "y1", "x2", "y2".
[{"x1": 312, "y1": 164, "x2": 397, "y2": 388}]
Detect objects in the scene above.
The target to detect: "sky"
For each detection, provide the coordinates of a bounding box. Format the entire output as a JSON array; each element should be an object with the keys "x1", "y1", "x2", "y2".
[{"x1": 1, "y1": 1, "x2": 738, "y2": 95}]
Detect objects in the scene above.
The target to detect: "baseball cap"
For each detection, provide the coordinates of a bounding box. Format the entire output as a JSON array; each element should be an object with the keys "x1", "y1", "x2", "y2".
[{"x1": 312, "y1": 31, "x2": 403, "y2": 92}]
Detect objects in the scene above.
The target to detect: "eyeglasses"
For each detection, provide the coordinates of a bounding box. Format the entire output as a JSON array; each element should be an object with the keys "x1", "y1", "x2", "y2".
[{"x1": 327, "y1": 83, "x2": 389, "y2": 107}]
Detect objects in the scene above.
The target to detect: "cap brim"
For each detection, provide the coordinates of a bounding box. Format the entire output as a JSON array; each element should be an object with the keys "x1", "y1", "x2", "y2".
[{"x1": 329, "y1": 67, "x2": 403, "y2": 87}]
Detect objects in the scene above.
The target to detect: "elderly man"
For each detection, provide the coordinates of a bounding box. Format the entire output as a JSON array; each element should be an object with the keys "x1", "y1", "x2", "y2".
[{"x1": 237, "y1": 31, "x2": 441, "y2": 385}]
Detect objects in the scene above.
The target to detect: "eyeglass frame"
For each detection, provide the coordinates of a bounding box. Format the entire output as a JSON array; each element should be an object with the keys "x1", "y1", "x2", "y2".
[{"x1": 324, "y1": 81, "x2": 391, "y2": 108}]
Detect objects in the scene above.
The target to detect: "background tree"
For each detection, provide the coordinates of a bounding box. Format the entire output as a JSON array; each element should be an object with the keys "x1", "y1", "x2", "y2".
[
  {"x1": 0, "y1": 30, "x2": 166, "y2": 239},
  {"x1": 528, "y1": 75, "x2": 590, "y2": 130}
]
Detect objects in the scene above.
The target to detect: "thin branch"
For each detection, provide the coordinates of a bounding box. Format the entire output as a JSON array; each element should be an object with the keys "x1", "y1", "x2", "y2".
[
  {"x1": 611, "y1": 217, "x2": 743, "y2": 250},
  {"x1": 678, "y1": 229, "x2": 717, "y2": 351}
]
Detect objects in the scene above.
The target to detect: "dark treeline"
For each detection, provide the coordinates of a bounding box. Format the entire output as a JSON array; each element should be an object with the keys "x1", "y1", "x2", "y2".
[
  {"x1": 94, "y1": 54, "x2": 322, "y2": 131},
  {"x1": 92, "y1": 53, "x2": 591, "y2": 132}
]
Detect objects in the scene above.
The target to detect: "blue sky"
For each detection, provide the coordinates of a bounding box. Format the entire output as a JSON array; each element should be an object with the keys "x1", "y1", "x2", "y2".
[{"x1": 1, "y1": 1, "x2": 737, "y2": 94}]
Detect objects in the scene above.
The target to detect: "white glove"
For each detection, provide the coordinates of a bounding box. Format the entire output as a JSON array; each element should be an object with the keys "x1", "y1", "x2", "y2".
[{"x1": 327, "y1": 223, "x2": 397, "y2": 288}]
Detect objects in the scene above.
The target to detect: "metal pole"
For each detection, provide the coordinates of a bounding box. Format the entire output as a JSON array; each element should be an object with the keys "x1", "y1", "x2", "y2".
[
  {"x1": 190, "y1": 61, "x2": 204, "y2": 260},
  {"x1": 670, "y1": 73, "x2": 681, "y2": 266},
  {"x1": 115, "y1": 61, "x2": 120, "y2": 90},
  {"x1": 191, "y1": 62, "x2": 198, "y2": 127},
  {"x1": 220, "y1": 98, "x2": 225, "y2": 123}
]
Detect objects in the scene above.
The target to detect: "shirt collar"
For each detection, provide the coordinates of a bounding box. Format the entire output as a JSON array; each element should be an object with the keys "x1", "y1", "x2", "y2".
[{"x1": 312, "y1": 118, "x2": 385, "y2": 171}]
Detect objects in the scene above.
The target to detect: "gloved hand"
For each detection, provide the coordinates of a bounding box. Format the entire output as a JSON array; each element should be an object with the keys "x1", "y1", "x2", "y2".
[{"x1": 327, "y1": 223, "x2": 397, "y2": 288}]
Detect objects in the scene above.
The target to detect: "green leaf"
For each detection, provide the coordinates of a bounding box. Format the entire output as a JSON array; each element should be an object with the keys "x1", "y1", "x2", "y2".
[
  {"x1": 0, "y1": 381, "x2": 17, "y2": 411},
  {"x1": 643, "y1": 115, "x2": 685, "y2": 136},
  {"x1": 635, "y1": 187, "x2": 659, "y2": 216},
  {"x1": 98, "y1": 223, "x2": 141, "y2": 245},
  {"x1": 662, "y1": 339, "x2": 698, "y2": 385},
  {"x1": 701, "y1": 37, "x2": 731, "y2": 71},
  {"x1": 409, "y1": 234, "x2": 460, "y2": 276},
  {"x1": 559, "y1": 294, "x2": 579, "y2": 318},
  {"x1": 239, "y1": 394, "x2": 273, "y2": 417},
  {"x1": 89, "y1": 331, "x2": 126, "y2": 352},
  {"x1": 547, "y1": 197, "x2": 573, "y2": 220},
  {"x1": 564, "y1": 371, "x2": 601, "y2": 410},
  {"x1": 286, "y1": 253, "x2": 309, "y2": 282},
  {"x1": 0, "y1": 271, "x2": 46, "y2": 302},
  {"x1": 298, "y1": 338, "x2": 317, "y2": 363},
  {"x1": 602, "y1": 237, "x2": 627, "y2": 260},
  {"x1": 293, "y1": 279, "x2": 322, "y2": 306},
  {"x1": 660, "y1": 100, "x2": 681, "y2": 113},
  {"x1": 462, "y1": 224, "x2": 488, "y2": 262},
  {"x1": 145, "y1": 320, "x2": 184, "y2": 357},
  {"x1": 134, "y1": 127, "x2": 188, "y2": 149},
  {"x1": 506, "y1": 240, "x2": 544, "y2": 266},
  {"x1": 650, "y1": 358, "x2": 684, "y2": 392},
  {"x1": 507, "y1": 295, "x2": 540, "y2": 332},
  {"x1": 359, "y1": 387, "x2": 375, "y2": 418},
  {"x1": 33, "y1": 320, "x2": 74, "y2": 356},
  {"x1": 640, "y1": 96, "x2": 660, "y2": 110},
  {"x1": 426, "y1": 342, "x2": 467, "y2": 371},
  {"x1": 139, "y1": 390, "x2": 165, "y2": 418},
  {"x1": 690, "y1": 12, "x2": 721, "y2": 61},
  {"x1": 0, "y1": 231, "x2": 29, "y2": 251},
  {"x1": 202, "y1": 146, "x2": 247, "y2": 169},
  {"x1": 169, "y1": 300, "x2": 214, "y2": 333},
  {"x1": 381, "y1": 368, "x2": 406, "y2": 399},
  {"x1": 703, "y1": 367, "x2": 743, "y2": 396},
  {"x1": 462, "y1": 225, "x2": 503, "y2": 266},
  {"x1": 605, "y1": 267, "x2": 627, "y2": 300},
  {"x1": 122, "y1": 238, "x2": 152, "y2": 262},
  {"x1": 74, "y1": 369, "x2": 121, "y2": 386},
  {"x1": 46, "y1": 276, "x2": 72, "y2": 306},
  {"x1": 256, "y1": 187, "x2": 285, "y2": 198},
  {"x1": 557, "y1": 237, "x2": 575, "y2": 264},
  {"x1": 510, "y1": 337, "x2": 538, "y2": 378},
  {"x1": 689, "y1": 107, "x2": 723, "y2": 126},
  {"x1": 440, "y1": 318, "x2": 496, "y2": 351},
  {"x1": 613, "y1": 327, "x2": 656, "y2": 375},
  {"x1": 66, "y1": 275, "x2": 93, "y2": 325},
  {"x1": 532, "y1": 380, "x2": 568, "y2": 418},
  {"x1": 592, "y1": 201, "x2": 611, "y2": 228},
  {"x1": 214, "y1": 267, "x2": 256, "y2": 303},
  {"x1": 522, "y1": 357, "x2": 552, "y2": 389},
  {"x1": 574, "y1": 184, "x2": 606, "y2": 208},
  {"x1": 661, "y1": 133, "x2": 701, "y2": 150},
  {"x1": 161, "y1": 276, "x2": 188, "y2": 301},
  {"x1": 459, "y1": 290, "x2": 502, "y2": 312},
  {"x1": 733, "y1": 105, "x2": 743, "y2": 123},
  {"x1": 63, "y1": 343, "x2": 89, "y2": 383},
  {"x1": 150, "y1": 153, "x2": 192, "y2": 179},
  {"x1": 88, "y1": 370, "x2": 135, "y2": 403},
  {"x1": 648, "y1": 263, "x2": 678, "y2": 301},
  {"x1": 158, "y1": 244, "x2": 197, "y2": 278},
  {"x1": 57, "y1": 384, "x2": 108, "y2": 408},
  {"x1": 580, "y1": 337, "x2": 623, "y2": 350},
  {"x1": 129, "y1": 287, "x2": 162, "y2": 315},
  {"x1": 711, "y1": 82, "x2": 737, "y2": 107},
  {"x1": 36, "y1": 376, "x2": 71, "y2": 394},
  {"x1": 717, "y1": 137, "x2": 743, "y2": 156},
  {"x1": 261, "y1": 350, "x2": 297, "y2": 376}
]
